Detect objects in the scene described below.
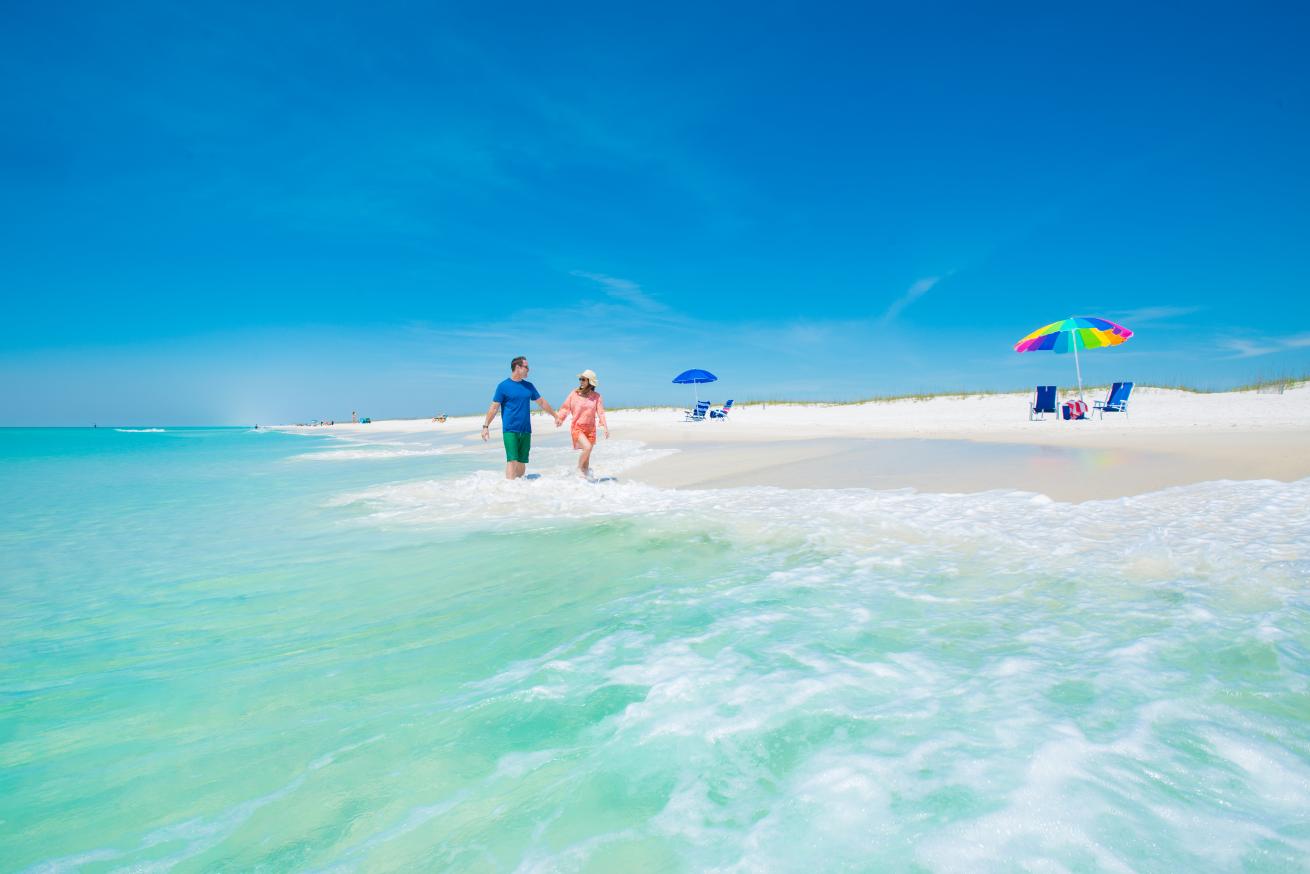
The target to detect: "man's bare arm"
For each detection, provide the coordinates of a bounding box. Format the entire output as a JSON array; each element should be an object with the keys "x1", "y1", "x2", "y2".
[
  {"x1": 535, "y1": 397, "x2": 556, "y2": 418},
  {"x1": 480, "y1": 402, "x2": 501, "y2": 441}
]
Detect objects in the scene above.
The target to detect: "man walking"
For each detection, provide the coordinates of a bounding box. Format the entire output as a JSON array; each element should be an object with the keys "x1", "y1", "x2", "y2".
[{"x1": 482, "y1": 356, "x2": 557, "y2": 480}]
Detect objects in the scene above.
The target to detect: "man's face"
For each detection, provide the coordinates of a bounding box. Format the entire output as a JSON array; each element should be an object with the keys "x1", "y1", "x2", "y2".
[{"x1": 514, "y1": 360, "x2": 530, "y2": 377}]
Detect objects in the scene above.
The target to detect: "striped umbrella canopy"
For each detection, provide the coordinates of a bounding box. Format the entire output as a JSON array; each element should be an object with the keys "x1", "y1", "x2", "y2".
[{"x1": 1014, "y1": 316, "x2": 1133, "y2": 399}]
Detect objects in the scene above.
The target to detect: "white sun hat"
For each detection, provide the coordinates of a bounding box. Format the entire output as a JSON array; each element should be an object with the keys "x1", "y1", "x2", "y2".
[{"x1": 577, "y1": 369, "x2": 598, "y2": 387}]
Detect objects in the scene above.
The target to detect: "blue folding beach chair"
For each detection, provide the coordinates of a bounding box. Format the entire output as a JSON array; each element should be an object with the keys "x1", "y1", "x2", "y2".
[
  {"x1": 684, "y1": 400, "x2": 711, "y2": 421},
  {"x1": 1029, "y1": 385, "x2": 1057, "y2": 421},
  {"x1": 709, "y1": 399, "x2": 734, "y2": 419},
  {"x1": 1094, "y1": 382, "x2": 1133, "y2": 419}
]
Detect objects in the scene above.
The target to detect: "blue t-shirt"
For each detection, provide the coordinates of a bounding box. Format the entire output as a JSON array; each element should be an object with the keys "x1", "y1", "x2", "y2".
[{"x1": 493, "y1": 378, "x2": 541, "y2": 433}]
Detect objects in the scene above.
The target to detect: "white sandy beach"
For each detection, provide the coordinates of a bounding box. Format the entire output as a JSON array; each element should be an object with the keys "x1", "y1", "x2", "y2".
[{"x1": 280, "y1": 384, "x2": 1310, "y2": 502}]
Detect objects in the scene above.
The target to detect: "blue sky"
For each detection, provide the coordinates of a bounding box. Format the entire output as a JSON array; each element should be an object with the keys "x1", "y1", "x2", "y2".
[{"x1": 2, "y1": 1, "x2": 1308, "y2": 424}]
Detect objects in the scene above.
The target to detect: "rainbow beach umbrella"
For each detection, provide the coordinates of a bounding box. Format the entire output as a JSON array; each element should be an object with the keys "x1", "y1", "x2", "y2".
[{"x1": 1014, "y1": 316, "x2": 1133, "y2": 400}]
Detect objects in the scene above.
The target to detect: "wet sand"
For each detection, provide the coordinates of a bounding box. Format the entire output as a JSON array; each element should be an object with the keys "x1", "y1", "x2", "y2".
[{"x1": 623, "y1": 433, "x2": 1310, "y2": 502}]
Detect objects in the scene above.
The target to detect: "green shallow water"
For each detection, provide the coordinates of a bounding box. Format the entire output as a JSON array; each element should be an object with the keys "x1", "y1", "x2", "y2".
[{"x1": 2, "y1": 427, "x2": 1308, "y2": 872}]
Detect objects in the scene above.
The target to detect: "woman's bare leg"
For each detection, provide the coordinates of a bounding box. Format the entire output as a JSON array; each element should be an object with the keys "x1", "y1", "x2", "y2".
[{"x1": 577, "y1": 434, "x2": 593, "y2": 476}]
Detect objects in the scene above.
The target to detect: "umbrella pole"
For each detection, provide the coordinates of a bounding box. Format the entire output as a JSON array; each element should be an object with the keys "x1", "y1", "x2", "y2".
[{"x1": 1073, "y1": 340, "x2": 1084, "y2": 401}]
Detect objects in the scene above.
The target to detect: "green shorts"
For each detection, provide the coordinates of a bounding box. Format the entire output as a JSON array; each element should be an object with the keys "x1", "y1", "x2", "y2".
[{"x1": 503, "y1": 431, "x2": 531, "y2": 464}]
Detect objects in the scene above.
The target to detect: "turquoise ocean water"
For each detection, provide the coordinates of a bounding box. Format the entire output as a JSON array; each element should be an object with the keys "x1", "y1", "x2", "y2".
[{"x1": 2, "y1": 425, "x2": 1309, "y2": 872}]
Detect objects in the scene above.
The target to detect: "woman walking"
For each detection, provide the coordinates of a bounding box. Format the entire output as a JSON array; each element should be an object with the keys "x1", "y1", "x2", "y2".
[{"x1": 555, "y1": 369, "x2": 609, "y2": 478}]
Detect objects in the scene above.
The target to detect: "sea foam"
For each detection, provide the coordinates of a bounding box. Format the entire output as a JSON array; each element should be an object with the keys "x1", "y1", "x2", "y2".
[
  {"x1": 323, "y1": 472, "x2": 1310, "y2": 869},
  {"x1": 335, "y1": 468, "x2": 1310, "y2": 581}
]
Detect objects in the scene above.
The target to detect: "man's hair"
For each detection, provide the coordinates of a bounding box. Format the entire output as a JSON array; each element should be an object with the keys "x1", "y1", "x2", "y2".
[{"x1": 510, "y1": 356, "x2": 527, "y2": 371}]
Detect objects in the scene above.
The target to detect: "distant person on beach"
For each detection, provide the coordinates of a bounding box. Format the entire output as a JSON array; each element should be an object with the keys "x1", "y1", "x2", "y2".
[
  {"x1": 482, "y1": 356, "x2": 556, "y2": 480},
  {"x1": 555, "y1": 369, "x2": 608, "y2": 479},
  {"x1": 351, "y1": 410, "x2": 358, "y2": 423}
]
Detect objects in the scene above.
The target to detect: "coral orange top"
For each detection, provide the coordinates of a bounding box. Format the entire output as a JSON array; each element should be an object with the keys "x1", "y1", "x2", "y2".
[{"x1": 557, "y1": 390, "x2": 607, "y2": 431}]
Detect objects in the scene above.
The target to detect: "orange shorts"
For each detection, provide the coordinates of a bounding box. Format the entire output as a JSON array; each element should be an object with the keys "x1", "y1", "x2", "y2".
[{"x1": 571, "y1": 426, "x2": 596, "y2": 449}]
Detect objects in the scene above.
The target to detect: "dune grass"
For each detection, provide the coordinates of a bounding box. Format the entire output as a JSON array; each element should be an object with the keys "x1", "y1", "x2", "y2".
[
  {"x1": 671, "y1": 373, "x2": 1310, "y2": 410},
  {"x1": 1157, "y1": 373, "x2": 1308, "y2": 394}
]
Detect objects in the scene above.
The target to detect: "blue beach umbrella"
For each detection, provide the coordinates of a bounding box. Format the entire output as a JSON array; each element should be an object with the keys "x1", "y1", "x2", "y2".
[{"x1": 672, "y1": 368, "x2": 717, "y2": 403}]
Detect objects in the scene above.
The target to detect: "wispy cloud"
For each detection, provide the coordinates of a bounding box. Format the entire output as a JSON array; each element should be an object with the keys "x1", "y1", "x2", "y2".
[
  {"x1": 878, "y1": 275, "x2": 945, "y2": 324},
  {"x1": 1110, "y1": 305, "x2": 1203, "y2": 325},
  {"x1": 1221, "y1": 333, "x2": 1310, "y2": 358},
  {"x1": 570, "y1": 270, "x2": 665, "y2": 312}
]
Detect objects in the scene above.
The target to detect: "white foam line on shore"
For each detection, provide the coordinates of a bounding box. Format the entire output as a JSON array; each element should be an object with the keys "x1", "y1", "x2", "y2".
[{"x1": 331, "y1": 463, "x2": 1310, "y2": 588}]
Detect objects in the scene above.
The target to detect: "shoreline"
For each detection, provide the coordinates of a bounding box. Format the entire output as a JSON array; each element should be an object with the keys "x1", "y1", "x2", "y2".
[{"x1": 272, "y1": 385, "x2": 1310, "y2": 502}]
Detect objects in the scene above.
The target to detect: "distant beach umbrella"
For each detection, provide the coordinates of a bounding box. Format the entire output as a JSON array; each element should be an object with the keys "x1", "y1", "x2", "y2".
[
  {"x1": 1014, "y1": 316, "x2": 1133, "y2": 400},
  {"x1": 672, "y1": 368, "x2": 718, "y2": 403}
]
